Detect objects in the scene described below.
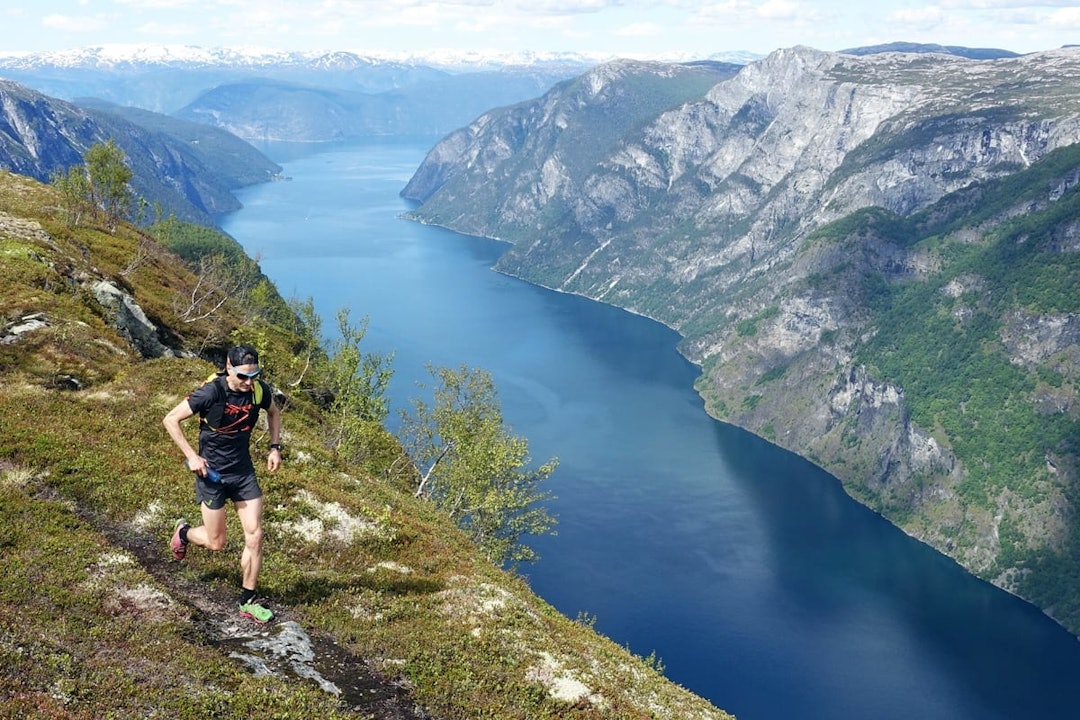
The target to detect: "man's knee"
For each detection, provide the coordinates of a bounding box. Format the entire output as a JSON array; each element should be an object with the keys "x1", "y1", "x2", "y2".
[
  {"x1": 244, "y1": 526, "x2": 264, "y2": 550},
  {"x1": 204, "y1": 532, "x2": 227, "y2": 551}
]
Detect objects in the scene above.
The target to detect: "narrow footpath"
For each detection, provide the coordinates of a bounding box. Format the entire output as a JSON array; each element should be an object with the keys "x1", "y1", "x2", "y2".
[{"x1": 83, "y1": 506, "x2": 435, "y2": 719}]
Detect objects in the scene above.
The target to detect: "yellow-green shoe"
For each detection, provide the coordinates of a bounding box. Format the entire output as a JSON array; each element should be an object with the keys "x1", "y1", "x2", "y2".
[{"x1": 238, "y1": 601, "x2": 273, "y2": 624}]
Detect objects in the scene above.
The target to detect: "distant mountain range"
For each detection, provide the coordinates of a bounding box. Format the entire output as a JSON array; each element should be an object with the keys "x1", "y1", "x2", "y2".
[
  {"x1": 839, "y1": 41, "x2": 1021, "y2": 59},
  {"x1": 0, "y1": 43, "x2": 760, "y2": 72},
  {"x1": 0, "y1": 45, "x2": 624, "y2": 143}
]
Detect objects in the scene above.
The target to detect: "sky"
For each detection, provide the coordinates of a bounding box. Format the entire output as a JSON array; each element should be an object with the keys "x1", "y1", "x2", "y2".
[{"x1": 1, "y1": 0, "x2": 1078, "y2": 60}]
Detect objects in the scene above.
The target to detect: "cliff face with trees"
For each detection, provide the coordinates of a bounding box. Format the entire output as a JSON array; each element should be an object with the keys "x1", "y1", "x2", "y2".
[{"x1": 401, "y1": 47, "x2": 1080, "y2": 632}]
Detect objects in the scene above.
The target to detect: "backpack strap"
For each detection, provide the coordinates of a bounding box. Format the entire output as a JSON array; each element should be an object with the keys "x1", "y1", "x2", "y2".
[
  {"x1": 197, "y1": 372, "x2": 268, "y2": 433},
  {"x1": 253, "y1": 378, "x2": 266, "y2": 408},
  {"x1": 197, "y1": 374, "x2": 229, "y2": 433}
]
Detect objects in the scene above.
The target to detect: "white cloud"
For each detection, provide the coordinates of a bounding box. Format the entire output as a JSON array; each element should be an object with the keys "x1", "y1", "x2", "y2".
[
  {"x1": 9, "y1": 0, "x2": 1079, "y2": 57},
  {"x1": 887, "y1": 6, "x2": 946, "y2": 28},
  {"x1": 614, "y1": 21, "x2": 662, "y2": 37},
  {"x1": 114, "y1": 0, "x2": 200, "y2": 7},
  {"x1": 1048, "y1": 6, "x2": 1080, "y2": 28},
  {"x1": 940, "y1": 0, "x2": 1079, "y2": 8},
  {"x1": 691, "y1": 0, "x2": 825, "y2": 27},
  {"x1": 523, "y1": 0, "x2": 622, "y2": 14},
  {"x1": 136, "y1": 20, "x2": 203, "y2": 37},
  {"x1": 42, "y1": 13, "x2": 109, "y2": 32},
  {"x1": 757, "y1": 0, "x2": 811, "y2": 21}
]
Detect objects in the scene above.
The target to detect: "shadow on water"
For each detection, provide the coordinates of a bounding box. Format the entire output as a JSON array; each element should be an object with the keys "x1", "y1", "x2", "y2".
[
  {"x1": 531, "y1": 287, "x2": 701, "y2": 389},
  {"x1": 712, "y1": 422, "x2": 1080, "y2": 719}
]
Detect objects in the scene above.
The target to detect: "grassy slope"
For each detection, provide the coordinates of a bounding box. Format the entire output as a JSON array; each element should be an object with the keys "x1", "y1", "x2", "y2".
[{"x1": 0, "y1": 170, "x2": 731, "y2": 720}]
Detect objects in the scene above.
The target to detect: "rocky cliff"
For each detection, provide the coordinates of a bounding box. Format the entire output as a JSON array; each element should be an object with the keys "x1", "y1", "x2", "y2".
[
  {"x1": 402, "y1": 47, "x2": 1080, "y2": 631},
  {"x1": 0, "y1": 78, "x2": 280, "y2": 224}
]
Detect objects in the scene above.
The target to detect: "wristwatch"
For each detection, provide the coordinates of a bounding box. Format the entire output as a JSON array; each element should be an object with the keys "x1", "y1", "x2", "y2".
[{"x1": 269, "y1": 443, "x2": 283, "y2": 451}]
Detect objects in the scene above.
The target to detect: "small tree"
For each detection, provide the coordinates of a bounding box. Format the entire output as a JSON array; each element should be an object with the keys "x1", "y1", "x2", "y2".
[
  {"x1": 175, "y1": 253, "x2": 248, "y2": 323},
  {"x1": 284, "y1": 296, "x2": 323, "y2": 388},
  {"x1": 324, "y1": 307, "x2": 396, "y2": 469},
  {"x1": 51, "y1": 165, "x2": 91, "y2": 227},
  {"x1": 401, "y1": 364, "x2": 558, "y2": 566},
  {"x1": 84, "y1": 139, "x2": 133, "y2": 228},
  {"x1": 51, "y1": 139, "x2": 134, "y2": 230}
]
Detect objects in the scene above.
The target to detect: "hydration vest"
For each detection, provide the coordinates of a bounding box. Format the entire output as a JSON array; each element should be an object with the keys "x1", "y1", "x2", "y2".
[{"x1": 197, "y1": 372, "x2": 268, "y2": 434}]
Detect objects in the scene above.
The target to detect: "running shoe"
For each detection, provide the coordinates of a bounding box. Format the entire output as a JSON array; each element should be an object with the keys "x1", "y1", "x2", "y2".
[
  {"x1": 170, "y1": 519, "x2": 189, "y2": 561},
  {"x1": 239, "y1": 601, "x2": 274, "y2": 624}
]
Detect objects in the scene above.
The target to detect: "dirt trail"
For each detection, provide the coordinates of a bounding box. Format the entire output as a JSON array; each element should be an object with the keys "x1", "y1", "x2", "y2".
[{"x1": 91, "y1": 511, "x2": 434, "y2": 719}]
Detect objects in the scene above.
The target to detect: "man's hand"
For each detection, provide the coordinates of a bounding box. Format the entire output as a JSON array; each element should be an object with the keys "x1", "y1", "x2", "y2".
[{"x1": 186, "y1": 455, "x2": 210, "y2": 477}]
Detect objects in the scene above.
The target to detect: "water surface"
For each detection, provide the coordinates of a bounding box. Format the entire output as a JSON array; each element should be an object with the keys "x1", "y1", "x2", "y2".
[{"x1": 221, "y1": 138, "x2": 1080, "y2": 720}]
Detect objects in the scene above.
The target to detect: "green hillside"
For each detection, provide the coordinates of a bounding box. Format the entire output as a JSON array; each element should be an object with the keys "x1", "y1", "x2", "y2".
[{"x1": 0, "y1": 170, "x2": 730, "y2": 719}]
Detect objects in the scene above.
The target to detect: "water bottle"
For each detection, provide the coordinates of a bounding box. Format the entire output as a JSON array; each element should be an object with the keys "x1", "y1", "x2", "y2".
[{"x1": 185, "y1": 459, "x2": 221, "y2": 483}]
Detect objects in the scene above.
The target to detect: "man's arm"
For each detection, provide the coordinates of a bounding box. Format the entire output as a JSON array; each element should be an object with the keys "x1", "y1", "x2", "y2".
[
  {"x1": 163, "y1": 399, "x2": 206, "y2": 474},
  {"x1": 266, "y1": 398, "x2": 282, "y2": 473}
]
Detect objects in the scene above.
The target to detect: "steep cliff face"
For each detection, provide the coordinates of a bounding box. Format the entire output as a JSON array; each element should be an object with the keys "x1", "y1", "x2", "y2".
[
  {"x1": 406, "y1": 48, "x2": 1080, "y2": 325},
  {"x1": 401, "y1": 59, "x2": 742, "y2": 242},
  {"x1": 0, "y1": 80, "x2": 91, "y2": 174},
  {"x1": 0, "y1": 79, "x2": 280, "y2": 224},
  {"x1": 403, "y1": 47, "x2": 1080, "y2": 630}
]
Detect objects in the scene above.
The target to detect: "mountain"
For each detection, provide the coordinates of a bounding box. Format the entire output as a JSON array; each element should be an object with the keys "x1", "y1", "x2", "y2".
[
  {"x1": 0, "y1": 45, "x2": 604, "y2": 141},
  {"x1": 840, "y1": 41, "x2": 1021, "y2": 59},
  {"x1": 173, "y1": 69, "x2": 590, "y2": 142},
  {"x1": 0, "y1": 78, "x2": 280, "y2": 225},
  {"x1": 401, "y1": 47, "x2": 1080, "y2": 633}
]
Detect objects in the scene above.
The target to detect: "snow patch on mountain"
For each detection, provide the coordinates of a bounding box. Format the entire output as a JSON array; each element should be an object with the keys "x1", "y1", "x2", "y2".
[{"x1": 0, "y1": 43, "x2": 759, "y2": 72}]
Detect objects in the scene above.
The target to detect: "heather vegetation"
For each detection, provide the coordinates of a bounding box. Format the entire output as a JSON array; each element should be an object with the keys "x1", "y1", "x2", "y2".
[{"x1": 0, "y1": 163, "x2": 729, "y2": 718}]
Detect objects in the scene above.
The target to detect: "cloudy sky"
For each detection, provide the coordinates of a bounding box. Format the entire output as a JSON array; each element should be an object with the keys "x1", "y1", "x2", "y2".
[{"x1": 3, "y1": 0, "x2": 1078, "y2": 59}]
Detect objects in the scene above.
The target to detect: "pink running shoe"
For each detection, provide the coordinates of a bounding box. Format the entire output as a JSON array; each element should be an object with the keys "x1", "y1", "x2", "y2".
[{"x1": 170, "y1": 519, "x2": 190, "y2": 561}]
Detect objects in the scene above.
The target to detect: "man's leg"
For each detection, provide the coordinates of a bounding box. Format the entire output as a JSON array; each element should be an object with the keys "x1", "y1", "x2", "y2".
[
  {"x1": 235, "y1": 496, "x2": 272, "y2": 623},
  {"x1": 235, "y1": 496, "x2": 264, "y2": 594},
  {"x1": 184, "y1": 502, "x2": 228, "y2": 551}
]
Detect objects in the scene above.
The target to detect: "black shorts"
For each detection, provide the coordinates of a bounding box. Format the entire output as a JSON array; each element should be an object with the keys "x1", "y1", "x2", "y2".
[{"x1": 195, "y1": 469, "x2": 262, "y2": 510}]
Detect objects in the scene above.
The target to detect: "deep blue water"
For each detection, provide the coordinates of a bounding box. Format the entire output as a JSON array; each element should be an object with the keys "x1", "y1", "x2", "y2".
[{"x1": 221, "y1": 138, "x2": 1080, "y2": 720}]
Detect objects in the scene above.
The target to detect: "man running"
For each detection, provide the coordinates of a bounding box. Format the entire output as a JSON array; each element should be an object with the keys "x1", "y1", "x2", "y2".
[{"x1": 163, "y1": 345, "x2": 283, "y2": 623}]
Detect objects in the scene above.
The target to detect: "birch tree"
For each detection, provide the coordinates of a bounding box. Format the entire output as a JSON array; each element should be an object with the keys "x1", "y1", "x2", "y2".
[
  {"x1": 401, "y1": 364, "x2": 558, "y2": 566},
  {"x1": 324, "y1": 308, "x2": 395, "y2": 470},
  {"x1": 51, "y1": 139, "x2": 133, "y2": 230},
  {"x1": 84, "y1": 139, "x2": 133, "y2": 228}
]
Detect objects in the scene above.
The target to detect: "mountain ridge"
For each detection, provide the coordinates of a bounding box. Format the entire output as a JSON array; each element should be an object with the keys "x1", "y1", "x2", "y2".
[
  {"x1": 0, "y1": 78, "x2": 281, "y2": 225},
  {"x1": 401, "y1": 45, "x2": 1080, "y2": 633},
  {"x1": 0, "y1": 43, "x2": 759, "y2": 72}
]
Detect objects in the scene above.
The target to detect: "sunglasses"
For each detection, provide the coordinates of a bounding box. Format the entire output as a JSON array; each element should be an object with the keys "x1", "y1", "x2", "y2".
[{"x1": 232, "y1": 368, "x2": 261, "y2": 380}]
